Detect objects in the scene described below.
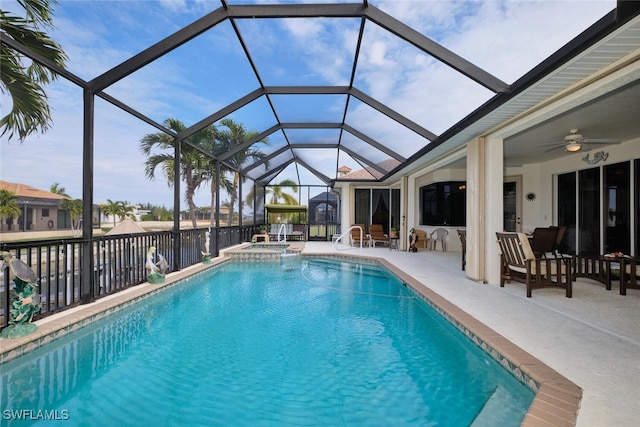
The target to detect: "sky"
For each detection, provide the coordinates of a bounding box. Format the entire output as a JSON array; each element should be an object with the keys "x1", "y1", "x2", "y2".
[{"x1": 0, "y1": 0, "x2": 616, "y2": 209}]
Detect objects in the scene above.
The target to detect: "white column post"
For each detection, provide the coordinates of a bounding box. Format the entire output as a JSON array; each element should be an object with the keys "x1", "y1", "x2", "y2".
[
  {"x1": 484, "y1": 136, "x2": 504, "y2": 285},
  {"x1": 466, "y1": 137, "x2": 484, "y2": 281}
]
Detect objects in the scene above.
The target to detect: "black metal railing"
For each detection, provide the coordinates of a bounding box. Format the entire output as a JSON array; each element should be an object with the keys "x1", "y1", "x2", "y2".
[{"x1": 0, "y1": 225, "x2": 260, "y2": 329}]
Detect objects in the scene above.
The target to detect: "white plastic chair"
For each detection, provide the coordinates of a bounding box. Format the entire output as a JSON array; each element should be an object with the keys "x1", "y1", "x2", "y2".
[{"x1": 430, "y1": 228, "x2": 449, "y2": 251}]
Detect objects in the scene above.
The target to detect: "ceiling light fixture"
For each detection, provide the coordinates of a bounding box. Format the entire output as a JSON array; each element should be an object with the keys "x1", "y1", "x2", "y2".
[{"x1": 565, "y1": 142, "x2": 582, "y2": 152}]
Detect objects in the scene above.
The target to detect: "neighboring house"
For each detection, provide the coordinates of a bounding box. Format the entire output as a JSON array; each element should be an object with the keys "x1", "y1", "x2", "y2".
[{"x1": 0, "y1": 180, "x2": 68, "y2": 232}]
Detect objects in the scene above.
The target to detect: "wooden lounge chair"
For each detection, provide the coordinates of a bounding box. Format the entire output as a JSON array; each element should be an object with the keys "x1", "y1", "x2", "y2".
[
  {"x1": 369, "y1": 224, "x2": 389, "y2": 246},
  {"x1": 620, "y1": 257, "x2": 639, "y2": 295},
  {"x1": 457, "y1": 229, "x2": 466, "y2": 270},
  {"x1": 496, "y1": 232, "x2": 572, "y2": 298},
  {"x1": 350, "y1": 224, "x2": 370, "y2": 247},
  {"x1": 430, "y1": 228, "x2": 449, "y2": 251}
]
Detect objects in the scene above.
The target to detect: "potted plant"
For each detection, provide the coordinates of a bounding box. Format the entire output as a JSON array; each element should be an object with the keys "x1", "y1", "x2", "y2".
[{"x1": 389, "y1": 227, "x2": 398, "y2": 238}]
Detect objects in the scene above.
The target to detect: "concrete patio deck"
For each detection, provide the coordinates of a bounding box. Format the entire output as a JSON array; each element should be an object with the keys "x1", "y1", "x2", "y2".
[{"x1": 301, "y1": 241, "x2": 640, "y2": 427}]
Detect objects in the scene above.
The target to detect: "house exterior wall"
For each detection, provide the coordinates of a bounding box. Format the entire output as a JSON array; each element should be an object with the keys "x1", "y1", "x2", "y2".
[
  {"x1": 1, "y1": 204, "x2": 62, "y2": 232},
  {"x1": 30, "y1": 205, "x2": 60, "y2": 231},
  {"x1": 503, "y1": 138, "x2": 639, "y2": 233}
]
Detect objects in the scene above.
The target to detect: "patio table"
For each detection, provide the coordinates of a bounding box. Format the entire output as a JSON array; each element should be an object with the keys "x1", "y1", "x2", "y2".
[
  {"x1": 389, "y1": 236, "x2": 400, "y2": 251},
  {"x1": 619, "y1": 256, "x2": 639, "y2": 295}
]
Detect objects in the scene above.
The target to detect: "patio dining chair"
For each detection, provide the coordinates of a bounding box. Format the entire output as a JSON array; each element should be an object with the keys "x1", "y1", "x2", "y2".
[
  {"x1": 551, "y1": 225, "x2": 567, "y2": 256},
  {"x1": 529, "y1": 227, "x2": 558, "y2": 258},
  {"x1": 457, "y1": 229, "x2": 467, "y2": 270},
  {"x1": 430, "y1": 228, "x2": 449, "y2": 251},
  {"x1": 496, "y1": 232, "x2": 572, "y2": 298}
]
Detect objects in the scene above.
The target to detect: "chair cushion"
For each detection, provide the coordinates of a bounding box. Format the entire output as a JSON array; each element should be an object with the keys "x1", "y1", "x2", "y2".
[
  {"x1": 517, "y1": 233, "x2": 535, "y2": 261},
  {"x1": 508, "y1": 258, "x2": 568, "y2": 276},
  {"x1": 624, "y1": 264, "x2": 640, "y2": 276}
]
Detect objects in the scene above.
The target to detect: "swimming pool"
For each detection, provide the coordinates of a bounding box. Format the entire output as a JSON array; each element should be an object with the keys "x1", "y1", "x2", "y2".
[{"x1": 0, "y1": 257, "x2": 534, "y2": 426}]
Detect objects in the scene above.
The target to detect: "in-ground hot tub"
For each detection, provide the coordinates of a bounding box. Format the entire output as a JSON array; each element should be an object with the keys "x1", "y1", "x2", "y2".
[{"x1": 225, "y1": 243, "x2": 302, "y2": 261}]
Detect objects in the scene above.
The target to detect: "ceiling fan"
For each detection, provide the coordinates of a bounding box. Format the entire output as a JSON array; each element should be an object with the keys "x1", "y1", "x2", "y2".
[{"x1": 540, "y1": 129, "x2": 620, "y2": 153}]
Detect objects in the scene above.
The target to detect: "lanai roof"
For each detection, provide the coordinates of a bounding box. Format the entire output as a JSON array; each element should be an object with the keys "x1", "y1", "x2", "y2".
[{"x1": 3, "y1": 1, "x2": 638, "y2": 192}]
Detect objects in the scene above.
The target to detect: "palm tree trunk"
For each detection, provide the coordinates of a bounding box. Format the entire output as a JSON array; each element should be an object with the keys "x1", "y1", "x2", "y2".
[
  {"x1": 185, "y1": 168, "x2": 198, "y2": 229},
  {"x1": 209, "y1": 180, "x2": 217, "y2": 228},
  {"x1": 227, "y1": 173, "x2": 239, "y2": 227}
]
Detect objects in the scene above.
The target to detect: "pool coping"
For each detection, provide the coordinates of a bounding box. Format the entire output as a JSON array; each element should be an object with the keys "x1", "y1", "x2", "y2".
[{"x1": 0, "y1": 251, "x2": 581, "y2": 426}]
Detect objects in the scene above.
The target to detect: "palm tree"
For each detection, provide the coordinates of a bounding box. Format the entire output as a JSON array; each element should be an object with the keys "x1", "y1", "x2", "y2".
[
  {"x1": 116, "y1": 202, "x2": 135, "y2": 222},
  {"x1": 60, "y1": 198, "x2": 82, "y2": 237},
  {"x1": 267, "y1": 179, "x2": 299, "y2": 205},
  {"x1": 213, "y1": 118, "x2": 268, "y2": 226},
  {"x1": 101, "y1": 199, "x2": 120, "y2": 227},
  {"x1": 181, "y1": 124, "x2": 232, "y2": 228},
  {"x1": 1, "y1": 0, "x2": 68, "y2": 141},
  {"x1": 244, "y1": 184, "x2": 266, "y2": 209},
  {"x1": 139, "y1": 118, "x2": 208, "y2": 229},
  {"x1": 50, "y1": 182, "x2": 69, "y2": 197},
  {"x1": 102, "y1": 199, "x2": 134, "y2": 227},
  {"x1": 0, "y1": 189, "x2": 22, "y2": 230}
]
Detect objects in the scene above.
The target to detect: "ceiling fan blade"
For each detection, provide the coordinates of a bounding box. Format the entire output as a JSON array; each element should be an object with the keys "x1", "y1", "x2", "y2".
[
  {"x1": 538, "y1": 142, "x2": 564, "y2": 147},
  {"x1": 583, "y1": 138, "x2": 620, "y2": 144},
  {"x1": 544, "y1": 145, "x2": 566, "y2": 153}
]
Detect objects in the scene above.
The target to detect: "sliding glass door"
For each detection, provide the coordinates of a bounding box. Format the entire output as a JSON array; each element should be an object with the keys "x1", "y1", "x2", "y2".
[
  {"x1": 604, "y1": 162, "x2": 630, "y2": 254},
  {"x1": 557, "y1": 159, "x2": 636, "y2": 256},
  {"x1": 354, "y1": 188, "x2": 400, "y2": 234},
  {"x1": 578, "y1": 167, "x2": 600, "y2": 256},
  {"x1": 557, "y1": 172, "x2": 576, "y2": 254}
]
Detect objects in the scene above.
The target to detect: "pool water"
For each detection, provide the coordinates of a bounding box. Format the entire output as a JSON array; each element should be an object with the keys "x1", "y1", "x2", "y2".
[{"x1": 1, "y1": 257, "x2": 534, "y2": 426}]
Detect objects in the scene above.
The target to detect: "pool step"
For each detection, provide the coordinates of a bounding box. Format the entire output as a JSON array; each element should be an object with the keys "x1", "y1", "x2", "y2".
[{"x1": 470, "y1": 386, "x2": 524, "y2": 426}]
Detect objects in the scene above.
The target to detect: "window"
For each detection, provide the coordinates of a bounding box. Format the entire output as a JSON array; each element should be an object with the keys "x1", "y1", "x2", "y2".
[
  {"x1": 42, "y1": 208, "x2": 50, "y2": 217},
  {"x1": 420, "y1": 182, "x2": 466, "y2": 226}
]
